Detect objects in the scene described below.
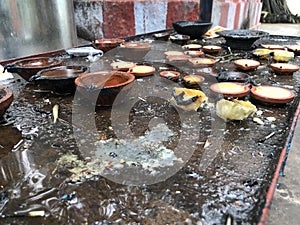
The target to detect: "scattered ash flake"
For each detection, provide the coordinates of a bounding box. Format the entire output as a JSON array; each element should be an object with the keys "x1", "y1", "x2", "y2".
[
  {"x1": 56, "y1": 154, "x2": 111, "y2": 182},
  {"x1": 94, "y1": 123, "x2": 182, "y2": 172},
  {"x1": 56, "y1": 123, "x2": 182, "y2": 182}
]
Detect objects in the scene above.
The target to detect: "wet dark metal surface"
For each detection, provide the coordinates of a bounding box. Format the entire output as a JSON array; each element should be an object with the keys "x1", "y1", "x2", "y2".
[{"x1": 0, "y1": 33, "x2": 300, "y2": 225}]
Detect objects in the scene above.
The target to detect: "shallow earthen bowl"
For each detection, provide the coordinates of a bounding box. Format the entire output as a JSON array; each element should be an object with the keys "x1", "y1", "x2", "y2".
[
  {"x1": 269, "y1": 63, "x2": 299, "y2": 75},
  {"x1": 3, "y1": 57, "x2": 63, "y2": 81},
  {"x1": 287, "y1": 45, "x2": 300, "y2": 55},
  {"x1": 182, "y1": 44, "x2": 202, "y2": 50},
  {"x1": 188, "y1": 57, "x2": 216, "y2": 67},
  {"x1": 153, "y1": 32, "x2": 171, "y2": 41},
  {"x1": 260, "y1": 44, "x2": 285, "y2": 50},
  {"x1": 169, "y1": 34, "x2": 190, "y2": 45},
  {"x1": 119, "y1": 42, "x2": 151, "y2": 61},
  {"x1": 234, "y1": 59, "x2": 260, "y2": 71},
  {"x1": 92, "y1": 38, "x2": 125, "y2": 52},
  {"x1": 251, "y1": 85, "x2": 295, "y2": 104},
  {"x1": 159, "y1": 70, "x2": 181, "y2": 82},
  {"x1": 75, "y1": 70, "x2": 135, "y2": 106},
  {"x1": 166, "y1": 54, "x2": 190, "y2": 66},
  {"x1": 182, "y1": 74, "x2": 205, "y2": 87},
  {"x1": 210, "y1": 82, "x2": 250, "y2": 98},
  {"x1": 129, "y1": 65, "x2": 156, "y2": 77},
  {"x1": 0, "y1": 85, "x2": 13, "y2": 118},
  {"x1": 184, "y1": 50, "x2": 204, "y2": 57},
  {"x1": 202, "y1": 45, "x2": 222, "y2": 54}
]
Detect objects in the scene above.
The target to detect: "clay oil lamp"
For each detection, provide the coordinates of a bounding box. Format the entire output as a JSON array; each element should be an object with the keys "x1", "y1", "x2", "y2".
[
  {"x1": 153, "y1": 32, "x2": 171, "y2": 41},
  {"x1": 169, "y1": 34, "x2": 190, "y2": 45},
  {"x1": 287, "y1": 45, "x2": 300, "y2": 55},
  {"x1": 260, "y1": 44, "x2": 285, "y2": 50},
  {"x1": 202, "y1": 45, "x2": 222, "y2": 54},
  {"x1": 164, "y1": 51, "x2": 185, "y2": 57},
  {"x1": 110, "y1": 61, "x2": 136, "y2": 71},
  {"x1": 3, "y1": 57, "x2": 62, "y2": 81},
  {"x1": 182, "y1": 44, "x2": 202, "y2": 50},
  {"x1": 182, "y1": 74, "x2": 205, "y2": 88},
  {"x1": 119, "y1": 42, "x2": 151, "y2": 61},
  {"x1": 188, "y1": 58, "x2": 216, "y2": 67},
  {"x1": 210, "y1": 82, "x2": 250, "y2": 98},
  {"x1": 92, "y1": 38, "x2": 125, "y2": 52},
  {"x1": 0, "y1": 85, "x2": 13, "y2": 118},
  {"x1": 269, "y1": 63, "x2": 299, "y2": 75},
  {"x1": 250, "y1": 85, "x2": 295, "y2": 104},
  {"x1": 166, "y1": 54, "x2": 190, "y2": 65},
  {"x1": 159, "y1": 70, "x2": 181, "y2": 82},
  {"x1": 184, "y1": 50, "x2": 204, "y2": 57},
  {"x1": 75, "y1": 70, "x2": 135, "y2": 106},
  {"x1": 129, "y1": 65, "x2": 156, "y2": 77},
  {"x1": 234, "y1": 59, "x2": 260, "y2": 71}
]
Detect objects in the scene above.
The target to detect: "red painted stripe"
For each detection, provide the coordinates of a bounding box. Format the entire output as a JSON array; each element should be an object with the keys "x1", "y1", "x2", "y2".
[
  {"x1": 166, "y1": 0, "x2": 199, "y2": 29},
  {"x1": 102, "y1": 1, "x2": 135, "y2": 38},
  {"x1": 219, "y1": 2, "x2": 230, "y2": 28},
  {"x1": 234, "y1": 2, "x2": 241, "y2": 29}
]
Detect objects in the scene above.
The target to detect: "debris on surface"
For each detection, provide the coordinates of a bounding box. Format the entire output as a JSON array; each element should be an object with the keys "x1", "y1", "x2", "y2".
[{"x1": 216, "y1": 99, "x2": 257, "y2": 121}]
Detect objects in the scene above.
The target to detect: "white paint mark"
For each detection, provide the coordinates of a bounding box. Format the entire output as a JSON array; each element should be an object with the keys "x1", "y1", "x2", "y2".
[{"x1": 134, "y1": 1, "x2": 167, "y2": 35}]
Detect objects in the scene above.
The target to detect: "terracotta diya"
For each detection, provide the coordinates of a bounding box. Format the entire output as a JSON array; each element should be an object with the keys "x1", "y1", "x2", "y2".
[
  {"x1": 110, "y1": 61, "x2": 136, "y2": 71},
  {"x1": 3, "y1": 57, "x2": 63, "y2": 81},
  {"x1": 164, "y1": 51, "x2": 185, "y2": 57},
  {"x1": 92, "y1": 38, "x2": 125, "y2": 52},
  {"x1": 129, "y1": 65, "x2": 156, "y2": 77},
  {"x1": 188, "y1": 58, "x2": 216, "y2": 67},
  {"x1": 182, "y1": 75, "x2": 205, "y2": 87},
  {"x1": 260, "y1": 44, "x2": 285, "y2": 50},
  {"x1": 169, "y1": 34, "x2": 190, "y2": 45},
  {"x1": 251, "y1": 85, "x2": 295, "y2": 104},
  {"x1": 184, "y1": 50, "x2": 204, "y2": 57},
  {"x1": 153, "y1": 32, "x2": 171, "y2": 41},
  {"x1": 0, "y1": 85, "x2": 13, "y2": 118},
  {"x1": 202, "y1": 45, "x2": 222, "y2": 54},
  {"x1": 159, "y1": 70, "x2": 180, "y2": 81},
  {"x1": 119, "y1": 42, "x2": 151, "y2": 60},
  {"x1": 287, "y1": 45, "x2": 300, "y2": 54},
  {"x1": 234, "y1": 59, "x2": 260, "y2": 71},
  {"x1": 269, "y1": 63, "x2": 299, "y2": 74},
  {"x1": 182, "y1": 44, "x2": 202, "y2": 50},
  {"x1": 210, "y1": 82, "x2": 250, "y2": 98},
  {"x1": 75, "y1": 70, "x2": 135, "y2": 106}
]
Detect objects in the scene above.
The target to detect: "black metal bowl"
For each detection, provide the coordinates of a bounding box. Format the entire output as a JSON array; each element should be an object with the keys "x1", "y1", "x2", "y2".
[
  {"x1": 30, "y1": 65, "x2": 89, "y2": 94},
  {"x1": 217, "y1": 30, "x2": 269, "y2": 50},
  {"x1": 217, "y1": 71, "x2": 250, "y2": 83},
  {"x1": 172, "y1": 21, "x2": 213, "y2": 39}
]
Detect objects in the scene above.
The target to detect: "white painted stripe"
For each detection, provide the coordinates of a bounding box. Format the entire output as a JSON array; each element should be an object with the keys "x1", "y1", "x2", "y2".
[
  {"x1": 134, "y1": 1, "x2": 168, "y2": 35},
  {"x1": 74, "y1": 3, "x2": 103, "y2": 38},
  {"x1": 227, "y1": 3, "x2": 236, "y2": 29},
  {"x1": 211, "y1": 0, "x2": 222, "y2": 27},
  {"x1": 237, "y1": 2, "x2": 245, "y2": 29}
]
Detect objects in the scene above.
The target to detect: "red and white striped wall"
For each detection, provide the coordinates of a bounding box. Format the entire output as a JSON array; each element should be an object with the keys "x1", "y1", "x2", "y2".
[
  {"x1": 212, "y1": 0, "x2": 262, "y2": 29},
  {"x1": 74, "y1": 0, "x2": 263, "y2": 39}
]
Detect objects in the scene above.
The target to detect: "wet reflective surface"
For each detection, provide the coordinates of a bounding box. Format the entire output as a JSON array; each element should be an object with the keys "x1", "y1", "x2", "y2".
[{"x1": 0, "y1": 34, "x2": 300, "y2": 224}]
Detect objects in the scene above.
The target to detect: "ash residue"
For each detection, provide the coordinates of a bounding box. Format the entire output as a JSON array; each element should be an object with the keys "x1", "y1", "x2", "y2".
[{"x1": 94, "y1": 123, "x2": 182, "y2": 173}]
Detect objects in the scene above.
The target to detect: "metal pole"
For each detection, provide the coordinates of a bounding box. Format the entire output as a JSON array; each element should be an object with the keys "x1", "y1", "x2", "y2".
[{"x1": 199, "y1": 0, "x2": 213, "y2": 22}]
